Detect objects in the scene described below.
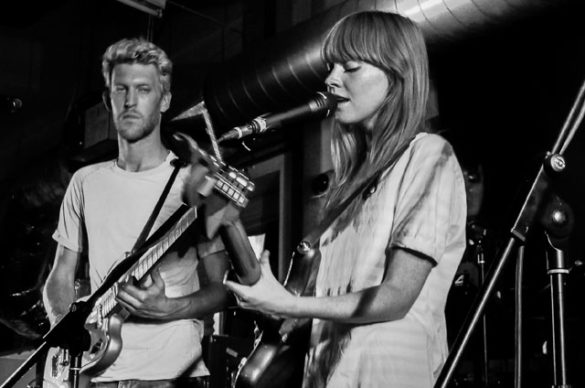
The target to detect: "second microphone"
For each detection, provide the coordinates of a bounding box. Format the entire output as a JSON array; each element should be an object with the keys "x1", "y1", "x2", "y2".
[{"x1": 218, "y1": 91, "x2": 337, "y2": 142}]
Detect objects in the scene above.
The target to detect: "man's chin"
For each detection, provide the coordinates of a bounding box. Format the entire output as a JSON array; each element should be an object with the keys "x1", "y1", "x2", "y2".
[
  {"x1": 118, "y1": 128, "x2": 145, "y2": 143},
  {"x1": 117, "y1": 125, "x2": 157, "y2": 144}
]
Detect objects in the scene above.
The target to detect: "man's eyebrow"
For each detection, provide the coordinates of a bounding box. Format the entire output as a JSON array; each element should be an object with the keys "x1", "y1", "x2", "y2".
[{"x1": 113, "y1": 80, "x2": 154, "y2": 86}]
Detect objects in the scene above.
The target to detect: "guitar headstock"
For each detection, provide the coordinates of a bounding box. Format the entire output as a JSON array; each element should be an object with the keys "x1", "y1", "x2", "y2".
[
  {"x1": 173, "y1": 132, "x2": 255, "y2": 237},
  {"x1": 201, "y1": 161, "x2": 254, "y2": 239},
  {"x1": 213, "y1": 163, "x2": 254, "y2": 208}
]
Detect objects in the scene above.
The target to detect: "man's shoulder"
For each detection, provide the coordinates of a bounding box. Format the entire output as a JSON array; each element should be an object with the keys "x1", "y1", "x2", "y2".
[{"x1": 71, "y1": 159, "x2": 116, "y2": 185}]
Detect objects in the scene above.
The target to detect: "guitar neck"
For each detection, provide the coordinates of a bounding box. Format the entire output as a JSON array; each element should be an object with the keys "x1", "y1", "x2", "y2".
[{"x1": 96, "y1": 206, "x2": 197, "y2": 318}]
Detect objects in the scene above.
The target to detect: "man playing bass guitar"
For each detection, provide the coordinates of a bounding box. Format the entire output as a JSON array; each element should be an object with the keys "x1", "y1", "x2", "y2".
[{"x1": 43, "y1": 38, "x2": 230, "y2": 388}]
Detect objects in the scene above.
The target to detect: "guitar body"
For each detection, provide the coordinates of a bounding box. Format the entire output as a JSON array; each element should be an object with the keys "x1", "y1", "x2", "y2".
[
  {"x1": 43, "y1": 313, "x2": 124, "y2": 387},
  {"x1": 82, "y1": 312, "x2": 124, "y2": 375},
  {"x1": 235, "y1": 319, "x2": 310, "y2": 388},
  {"x1": 233, "y1": 247, "x2": 320, "y2": 388}
]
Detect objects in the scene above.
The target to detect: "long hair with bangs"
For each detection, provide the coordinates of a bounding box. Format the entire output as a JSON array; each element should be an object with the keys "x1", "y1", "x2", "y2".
[{"x1": 322, "y1": 11, "x2": 429, "y2": 214}]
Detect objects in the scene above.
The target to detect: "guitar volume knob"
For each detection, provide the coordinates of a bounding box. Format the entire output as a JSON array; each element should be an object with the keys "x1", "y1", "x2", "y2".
[{"x1": 296, "y1": 241, "x2": 314, "y2": 257}]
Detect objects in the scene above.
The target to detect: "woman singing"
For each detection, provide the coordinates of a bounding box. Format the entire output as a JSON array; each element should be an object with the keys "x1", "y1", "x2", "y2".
[{"x1": 226, "y1": 11, "x2": 467, "y2": 388}]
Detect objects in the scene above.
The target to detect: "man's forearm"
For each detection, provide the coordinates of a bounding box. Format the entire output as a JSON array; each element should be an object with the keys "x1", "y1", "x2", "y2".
[{"x1": 42, "y1": 275, "x2": 76, "y2": 325}]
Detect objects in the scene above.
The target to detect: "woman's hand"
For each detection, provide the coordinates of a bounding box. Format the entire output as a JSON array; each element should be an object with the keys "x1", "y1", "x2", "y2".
[{"x1": 224, "y1": 250, "x2": 297, "y2": 319}]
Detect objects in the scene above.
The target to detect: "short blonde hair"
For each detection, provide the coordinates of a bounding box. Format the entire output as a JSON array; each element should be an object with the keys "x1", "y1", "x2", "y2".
[{"x1": 102, "y1": 38, "x2": 172, "y2": 94}]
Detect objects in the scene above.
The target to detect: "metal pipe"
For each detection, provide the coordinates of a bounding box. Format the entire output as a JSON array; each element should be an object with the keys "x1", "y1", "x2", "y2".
[{"x1": 183, "y1": 0, "x2": 567, "y2": 130}]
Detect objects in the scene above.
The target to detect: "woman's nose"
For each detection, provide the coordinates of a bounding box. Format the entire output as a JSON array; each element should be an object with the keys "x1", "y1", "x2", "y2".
[{"x1": 325, "y1": 65, "x2": 342, "y2": 91}]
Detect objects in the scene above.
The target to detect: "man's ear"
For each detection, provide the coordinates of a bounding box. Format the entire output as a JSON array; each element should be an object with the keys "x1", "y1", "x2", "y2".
[
  {"x1": 102, "y1": 89, "x2": 111, "y2": 112},
  {"x1": 160, "y1": 92, "x2": 172, "y2": 113}
]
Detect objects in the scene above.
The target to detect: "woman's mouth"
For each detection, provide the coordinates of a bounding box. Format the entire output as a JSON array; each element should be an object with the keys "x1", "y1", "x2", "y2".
[{"x1": 334, "y1": 95, "x2": 350, "y2": 104}]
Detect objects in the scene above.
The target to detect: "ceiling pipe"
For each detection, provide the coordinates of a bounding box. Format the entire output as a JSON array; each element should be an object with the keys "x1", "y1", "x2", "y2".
[{"x1": 177, "y1": 0, "x2": 567, "y2": 131}]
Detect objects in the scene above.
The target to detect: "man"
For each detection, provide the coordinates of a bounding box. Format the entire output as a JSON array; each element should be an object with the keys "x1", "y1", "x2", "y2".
[{"x1": 43, "y1": 38, "x2": 229, "y2": 387}]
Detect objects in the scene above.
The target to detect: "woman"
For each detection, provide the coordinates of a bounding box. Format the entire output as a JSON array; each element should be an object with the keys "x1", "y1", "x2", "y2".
[{"x1": 225, "y1": 11, "x2": 467, "y2": 388}]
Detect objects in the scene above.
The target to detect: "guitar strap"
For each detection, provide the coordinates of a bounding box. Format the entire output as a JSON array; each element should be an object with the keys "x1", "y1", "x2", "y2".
[{"x1": 131, "y1": 158, "x2": 184, "y2": 253}]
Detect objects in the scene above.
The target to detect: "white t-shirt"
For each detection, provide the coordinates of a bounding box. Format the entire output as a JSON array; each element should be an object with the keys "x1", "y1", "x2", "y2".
[
  {"x1": 304, "y1": 133, "x2": 467, "y2": 388},
  {"x1": 53, "y1": 152, "x2": 221, "y2": 381}
]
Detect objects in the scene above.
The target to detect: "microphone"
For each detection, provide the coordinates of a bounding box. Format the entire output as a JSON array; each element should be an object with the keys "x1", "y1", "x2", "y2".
[
  {"x1": 1, "y1": 96, "x2": 23, "y2": 114},
  {"x1": 218, "y1": 91, "x2": 337, "y2": 142}
]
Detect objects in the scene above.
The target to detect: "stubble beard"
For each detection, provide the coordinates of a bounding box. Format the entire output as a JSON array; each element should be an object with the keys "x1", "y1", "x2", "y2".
[{"x1": 116, "y1": 112, "x2": 160, "y2": 144}]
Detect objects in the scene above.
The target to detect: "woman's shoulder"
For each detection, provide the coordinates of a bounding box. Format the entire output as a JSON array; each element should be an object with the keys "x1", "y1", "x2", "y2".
[
  {"x1": 402, "y1": 132, "x2": 457, "y2": 167},
  {"x1": 410, "y1": 132, "x2": 453, "y2": 155}
]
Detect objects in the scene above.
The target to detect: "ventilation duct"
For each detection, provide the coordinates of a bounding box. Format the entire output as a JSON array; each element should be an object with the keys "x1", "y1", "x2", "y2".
[{"x1": 177, "y1": 0, "x2": 567, "y2": 131}]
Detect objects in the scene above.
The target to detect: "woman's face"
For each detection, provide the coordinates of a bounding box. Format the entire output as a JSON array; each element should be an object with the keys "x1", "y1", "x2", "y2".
[{"x1": 325, "y1": 60, "x2": 389, "y2": 130}]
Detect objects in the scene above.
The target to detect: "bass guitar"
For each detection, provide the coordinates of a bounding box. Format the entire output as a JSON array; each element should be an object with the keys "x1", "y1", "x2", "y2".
[
  {"x1": 44, "y1": 143, "x2": 256, "y2": 387},
  {"x1": 232, "y1": 238, "x2": 321, "y2": 388}
]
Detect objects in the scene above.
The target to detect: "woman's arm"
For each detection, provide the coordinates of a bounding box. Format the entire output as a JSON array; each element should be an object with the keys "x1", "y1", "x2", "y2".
[{"x1": 225, "y1": 248, "x2": 432, "y2": 324}]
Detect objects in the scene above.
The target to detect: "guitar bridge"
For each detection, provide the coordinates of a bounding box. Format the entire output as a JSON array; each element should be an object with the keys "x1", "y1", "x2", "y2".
[{"x1": 51, "y1": 349, "x2": 69, "y2": 377}]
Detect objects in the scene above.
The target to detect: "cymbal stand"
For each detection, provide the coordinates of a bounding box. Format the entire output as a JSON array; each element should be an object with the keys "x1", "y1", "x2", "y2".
[{"x1": 435, "y1": 75, "x2": 585, "y2": 388}]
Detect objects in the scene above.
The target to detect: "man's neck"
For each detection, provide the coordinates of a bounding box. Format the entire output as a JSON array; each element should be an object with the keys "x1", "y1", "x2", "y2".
[{"x1": 117, "y1": 136, "x2": 169, "y2": 172}]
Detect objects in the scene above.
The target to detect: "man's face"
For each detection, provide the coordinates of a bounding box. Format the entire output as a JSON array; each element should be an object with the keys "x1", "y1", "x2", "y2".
[{"x1": 109, "y1": 63, "x2": 171, "y2": 143}]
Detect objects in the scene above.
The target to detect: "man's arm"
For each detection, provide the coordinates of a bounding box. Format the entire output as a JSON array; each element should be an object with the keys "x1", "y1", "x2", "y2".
[
  {"x1": 116, "y1": 249, "x2": 231, "y2": 320},
  {"x1": 42, "y1": 244, "x2": 81, "y2": 325}
]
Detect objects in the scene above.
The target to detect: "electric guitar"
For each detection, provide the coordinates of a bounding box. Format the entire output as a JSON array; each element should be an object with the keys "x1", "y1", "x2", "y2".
[
  {"x1": 44, "y1": 145, "x2": 256, "y2": 387},
  {"x1": 232, "y1": 242, "x2": 319, "y2": 388}
]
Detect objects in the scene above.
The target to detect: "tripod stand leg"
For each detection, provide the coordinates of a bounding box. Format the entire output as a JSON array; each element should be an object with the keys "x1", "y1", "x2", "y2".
[
  {"x1": 546, "y1": 235, "x2": 571, "y2": 388},
  {"x1": 477, "y1": 248, "x2": 489, "y2": 388}
]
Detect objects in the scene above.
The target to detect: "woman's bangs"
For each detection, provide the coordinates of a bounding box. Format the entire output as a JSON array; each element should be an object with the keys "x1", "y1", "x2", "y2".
[{"x1": 323, "y1": 19, "x2": 376, "y2": 65}]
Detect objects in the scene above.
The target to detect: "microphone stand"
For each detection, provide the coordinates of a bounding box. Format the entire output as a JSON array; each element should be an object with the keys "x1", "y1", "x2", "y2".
[
  {"x1": 0, "y1": 236, "x2": 158, "y2": 388},
  {"x1": 542, "y1": 195, "x2": 574, "y2": 388},
  {"x1": 467, "y1": 222, "x2": 489, "y2": 387},
  {"x1": 435, "y1": 76, "x2": 585, "y2": 388}
]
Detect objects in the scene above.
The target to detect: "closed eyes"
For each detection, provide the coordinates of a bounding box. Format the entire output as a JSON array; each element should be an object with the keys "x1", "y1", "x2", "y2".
[
  {"x1": 343, "y1": 61, "x2": 361, "y2": 73},
  {"x1": 327, "y1": 61, "x2": 361, "y2": 73}
]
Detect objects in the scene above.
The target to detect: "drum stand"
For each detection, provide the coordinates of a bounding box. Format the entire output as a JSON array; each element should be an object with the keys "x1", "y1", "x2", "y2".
[{"x1": 436, "y1": 76, "x2": 585, "y2": 388}]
